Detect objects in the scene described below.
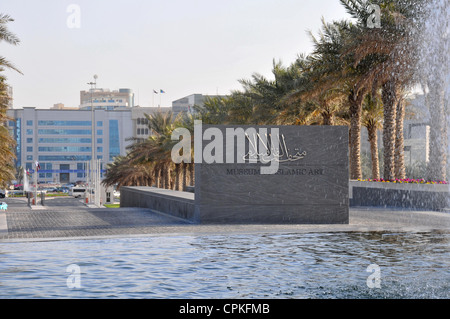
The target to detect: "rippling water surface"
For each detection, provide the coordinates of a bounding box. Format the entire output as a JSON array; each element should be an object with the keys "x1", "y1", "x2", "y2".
[{"x1": 0, "y1": 232, "x2": 449, "y2": 298}]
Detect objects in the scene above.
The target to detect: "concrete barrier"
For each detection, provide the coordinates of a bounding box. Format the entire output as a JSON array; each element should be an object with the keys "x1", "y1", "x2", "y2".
[
  {"x1": 120, "y1": 186, "x2": 195, "y2": 221},
  {"x1": 349, "y1": 180, "x2": 449, "y2": 211}
]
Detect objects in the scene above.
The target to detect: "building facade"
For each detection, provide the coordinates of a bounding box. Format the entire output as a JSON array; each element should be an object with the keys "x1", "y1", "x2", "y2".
[
  {"x1": 130, "y1": 106, "x2": 168, "y2": 143},
  {"x1": 172, "y1": 93, "x2": 227, "y2": 117},
  {"x1": 7, "y1": 107, "x2": 132, "y2": 183},
  {"x1": 79, "y1": 88, "x2": 135, "y2": 110},
  {"x1": 7, "y1": 105, "x2": 170, "y2": 184}
]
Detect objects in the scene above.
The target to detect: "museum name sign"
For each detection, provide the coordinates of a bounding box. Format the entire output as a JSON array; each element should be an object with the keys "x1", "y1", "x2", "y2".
[{"x1": 171, "y1": 120, "x2": 308, "y2": 174}]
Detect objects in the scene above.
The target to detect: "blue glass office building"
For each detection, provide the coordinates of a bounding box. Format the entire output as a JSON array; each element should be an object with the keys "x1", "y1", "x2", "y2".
[{"x1": 7, "y1": 107, "x2": 135, "y2": 184}]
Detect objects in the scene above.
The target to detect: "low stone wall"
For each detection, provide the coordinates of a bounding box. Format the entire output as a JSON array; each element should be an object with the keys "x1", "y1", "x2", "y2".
[
  {"x1": 349, "y1": 181, "x2": 449, "y2": 211},
  {"x1": 120, "y1": 187, "x2": 195, "y2": 221}
]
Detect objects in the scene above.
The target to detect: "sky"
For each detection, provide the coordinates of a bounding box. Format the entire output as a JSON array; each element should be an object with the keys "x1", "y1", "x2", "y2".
[{"x1": 1, "y1": 0, "x2": 349, "y2": 109}]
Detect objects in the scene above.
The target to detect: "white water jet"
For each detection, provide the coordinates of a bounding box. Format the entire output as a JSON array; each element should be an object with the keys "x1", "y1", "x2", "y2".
[
  {"x1": 416, "y1": 0, "x2": 449, "y2": 182},
  {"x1": 23, "y1": 168, "x2": 30, "y2": 192},
  {"x1": 415, "y1": 0, "x2": 449, "y2": 206}
]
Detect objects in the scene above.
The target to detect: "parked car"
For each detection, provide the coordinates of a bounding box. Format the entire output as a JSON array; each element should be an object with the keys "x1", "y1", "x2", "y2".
[
  {"x1": 0, "y1": 202, "x2": 7, "y2": 210},
  {"x1": 0, "y1": 190, "x2": 5, "y2": 198}
]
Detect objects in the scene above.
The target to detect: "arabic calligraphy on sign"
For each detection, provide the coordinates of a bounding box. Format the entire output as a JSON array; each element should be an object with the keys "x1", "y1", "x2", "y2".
[{"x1": 243, "y1": 133, "x2": 307, "y2": 163}]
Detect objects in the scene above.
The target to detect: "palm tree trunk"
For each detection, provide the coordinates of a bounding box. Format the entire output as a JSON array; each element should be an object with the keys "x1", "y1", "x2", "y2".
[
  {"x1": 160, "y1": 168, "x2": 165, "y2": 189},
  {"x1": 382, "y1": 80, "x2": 397, "y2": 181},
  {"x1": 182, "y1": 162, "x2": 187, "y2": 191},
  {"x1": 155, "y1": 166, "x2": 160, "y2": 188},
  {"x1": 427, "y1": 80, "x2": 447, "y2": 181},
  {"x1": 322, "y1": 111, "x2": 334, "y2": 126},
  {"x1": 164, "y1": 165, "x2": 171, "y2": 190},
  {"x1": 394, "y1": 97, "x2": 406, "y2": 179},
  {"x1": 189, "y1": 163, "x2": 195, "y2": 186},
  {"x1": 348, "y1": 89, "x2": 366, "y2": 180},
  {"x1": 367, "y1": 123, "x2": 380, "y2": 180},
  {"x1": 174, "y1": 163, "x2": 182, "y2": 191}
]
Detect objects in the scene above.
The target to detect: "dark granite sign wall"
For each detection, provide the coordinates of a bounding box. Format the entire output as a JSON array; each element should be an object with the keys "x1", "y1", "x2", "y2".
[{"x1": 194, "y1": 125, "x2": 349, "y2": 224}]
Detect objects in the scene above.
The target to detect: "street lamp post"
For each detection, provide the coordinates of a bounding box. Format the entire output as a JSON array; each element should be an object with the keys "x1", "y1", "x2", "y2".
[{"x1": 87, "y1": 75, "x2": 98, "y2": 205}]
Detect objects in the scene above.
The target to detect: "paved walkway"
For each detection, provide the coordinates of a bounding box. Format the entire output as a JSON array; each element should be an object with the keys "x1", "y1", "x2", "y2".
[{"x1": 0, "y1": 196, "x2": 449, "y2": 242}]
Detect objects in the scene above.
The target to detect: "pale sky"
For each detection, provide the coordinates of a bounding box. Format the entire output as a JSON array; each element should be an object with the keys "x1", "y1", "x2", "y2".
[{"x1": 1, "y1": 0, "x2": 349, "y2": 109}]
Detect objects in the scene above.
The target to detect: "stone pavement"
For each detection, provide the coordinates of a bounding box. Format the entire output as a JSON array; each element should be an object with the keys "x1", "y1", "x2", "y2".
[{"x1": 0, "y1": 196, "x2": 449, "y2": 242}]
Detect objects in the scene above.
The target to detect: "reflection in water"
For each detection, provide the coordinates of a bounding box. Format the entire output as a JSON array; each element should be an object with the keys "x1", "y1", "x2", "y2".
[{"x1": 0, "y1": 232, "x2": 448, "y2": 298}]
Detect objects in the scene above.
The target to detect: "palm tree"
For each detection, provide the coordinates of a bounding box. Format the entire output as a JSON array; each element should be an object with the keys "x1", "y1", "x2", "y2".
[
  {"x1": 339, "y1": 0, "x2": 425, "y2": 180},
  {"x1": 104, "y1": 110, "x2": 177, "y2": 190},
  {"x1": 193, "y1": 96, "x2": 231, "y2": 124},
  {"x1": 232, "y1": 59, "x2": 306, "y2": 125},
  {"x1": 174, "y1": 111, "x2": 196, "y2": 188},
  {"x1": 303, "y1": 18, "x2": 370, "y2": 179},
  {"x1": 394, "y1": 94, "x2": 407, "y2": 179},
  {"x1": 362, "y1": 93, "x2": 383, "y2": 180},
  {"x1": 0, "y1": 13, "x2": 21, "y2": 188},
  {"x1": 0, "y1": 14, "x2": 21, "y2": 74},
  {"x1": 102, "y1": 156, "x2": 154, "y2": 188}
]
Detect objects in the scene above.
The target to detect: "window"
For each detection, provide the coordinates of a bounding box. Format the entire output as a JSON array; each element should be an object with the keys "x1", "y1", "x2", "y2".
[
  {"x1": 38, "y1": 129, "x2": 91, "y2": 135},
  {"x1": 97, "y1": 138, "x2": 103, "y2": 144},
  {"x1": 137, "y1": 128, "x2": 141, "y2": 135},
  {"x1": 38, "y1": 138, "x2": 91, "y2": 144},
  {"x1": 97, "y1": 147, "x2": 103, "y2": 153},
  {"x1": 97, "y1": 121, "x2": 103, "y2": 127},
  {"x1": 8, "y1": 120, "x2": 15, "y2": 127},
  {"x1": 38, "y1": 155, "x2": 92, "y2": 161},
  {"x1": 26, "y1": 120, "x2": 33, "y2": 126},
  {"x1": 97, "y1": 155, "x2": 103, "y2": 160},
  {"x1": 77, "y1": 163, "x2": 84, "y2": 178},
  {"x1": 38, "y1": 121, "x2": 91, "y2": 126},
  {"x1": 27, "y1": 146, "x2": 33, "y2": 152},
  {"x1": 38, "y1": 146, "x2": 91, "y2": 152},
  {"x1": 26, "y1": 155, "x2": 33, "y2": 161},
  {"x1": 27, "y1": 138, "x2": 33, "y2": 143},
  {"x1": 109, "y1": 120, "x2": 120, "y2": 161},
  {"x1": 97, "y1": 129, "x2": 103, "y2": 136},
  {"x1": 15, "y1": 119, "x2": 21, "y2": 168},
  {"x1": 25, "y1": 163, "x2": 32, "y2": 171},
  {"x1": 39, "y1": 173, "x2": 45, "y2": 178},
  {"x1": 26, "y1": 129, "x2": 33, "y2": 135},
  {"x1": 137, "y1": 118, "x2": 141, "y2": 125},
  {"x1": 144, "y1": 128, "x2": 148, "y2": 135}
]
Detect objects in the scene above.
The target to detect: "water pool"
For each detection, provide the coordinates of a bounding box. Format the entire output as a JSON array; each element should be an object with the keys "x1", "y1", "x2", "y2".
[{"x1": 0, "y1": 231, "x2": 448, "y2": 298}]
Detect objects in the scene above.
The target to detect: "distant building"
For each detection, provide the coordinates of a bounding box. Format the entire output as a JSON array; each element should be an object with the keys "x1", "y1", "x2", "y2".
[
  {"x1": 131, "y1": 106, "x2": 171, "y2": 143},
  {"x1": 6, "y1": 105, "x2": 163, "y2": 184},
  {"x1": 79, "y1": 88, "x2": 135, "y2": 110},
  {"x1": 6, "y1": 85, "x2": 13, "y2": 109},
  {"x1": 51, "y1": 103, "x2": 79, "y2": 110},
  {"x1": 172, "y1": 93, "x2": 228, "y2": 117},
  {"x1": 402, "y1": 93, "x2": 431, "y2": 167}
]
